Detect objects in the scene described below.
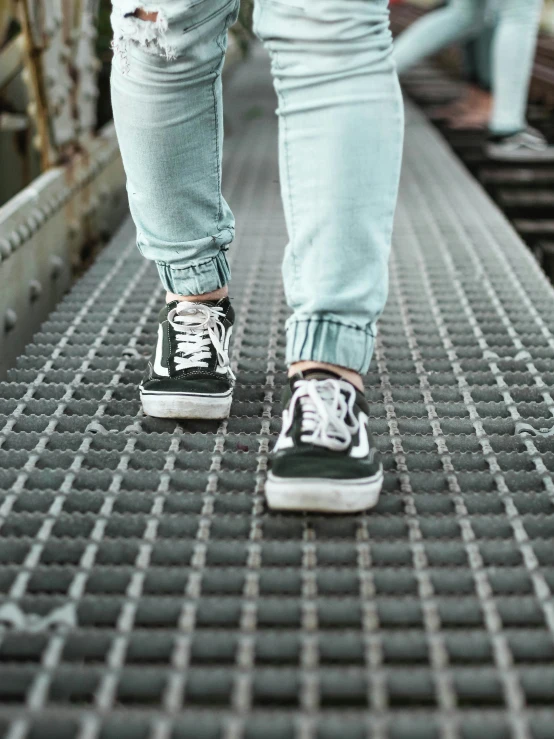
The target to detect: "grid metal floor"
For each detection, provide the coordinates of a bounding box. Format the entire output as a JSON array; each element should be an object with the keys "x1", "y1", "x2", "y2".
[{"x1": 2, "y1": 51, "x2": 554, "y2": 739}]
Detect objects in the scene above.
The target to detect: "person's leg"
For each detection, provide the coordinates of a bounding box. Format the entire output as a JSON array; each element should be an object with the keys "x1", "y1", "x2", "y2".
[
  {"x1": 255, "y1": 0, "x2": 404, "y2": 386},
  {"x1": 392, "y1": 0, "x2": 486, "y2": 76},
  {"x1": 473, "y1": 14, "x2": 496, "y2": 92},
  {"x1": 255, "y1": 0, "x2": 403, "y2": 511},
  {"x1": 454, "y1": 20, "x2": 495, "y2": 129},
  {"x1": 110, "y1": 0, "x2": 238, "y2": 298},
  {"x1": 489, "y1": 0, "x2": 543, "y2": 135},
  {"x1": 461, "y1": 37, "x2": 481, "y2": 89},
  {"x1": 447, "y1": 23, "x2": 495, "y2": 130},
  {"x1": 429, "y1": 1, "x2": 495, "y2": 127},
  {"x1": 110, "y1": 1, "x2": 240, "y2": 420}
]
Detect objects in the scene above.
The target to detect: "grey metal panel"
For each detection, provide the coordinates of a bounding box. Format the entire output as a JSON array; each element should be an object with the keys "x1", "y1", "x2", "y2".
[
  {"x1": 0, "y1": 50, "x2": 554, "y2": 739},
  {"x1": 0, "y1": 122, "x2": 127, "y2": 378}
]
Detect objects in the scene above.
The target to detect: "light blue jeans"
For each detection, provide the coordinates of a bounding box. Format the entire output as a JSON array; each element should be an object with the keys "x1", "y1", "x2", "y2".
[
  {"x1": 110, "y1": 0, "x2": 404, "y2": 374},
  {"x1": 463, "y1": 24, "x2": 495, "y2": 91},
  {"x1": 393, "y1": 0, "x2": 543, "y2": 135}
]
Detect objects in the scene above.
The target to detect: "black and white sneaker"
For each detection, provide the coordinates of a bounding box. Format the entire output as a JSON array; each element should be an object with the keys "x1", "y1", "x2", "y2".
[
  {"x1": 265, "y1": 370, "x2": 383, "y2": 513},
  {"x1": 140, "y1": 298, "x2": 235, "y2": 420},
  {"x1": 486, "y1": 126, "x2": 554, "y2": 161}
]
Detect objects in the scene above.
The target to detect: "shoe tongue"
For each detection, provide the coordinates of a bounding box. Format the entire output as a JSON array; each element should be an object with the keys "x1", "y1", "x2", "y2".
[
  {"x1": 299, "y1": 369, "x2": 344, "y2": 382},
  {"x1": 291, "y1": 369, "x2": 365, "y2": 403},
  {"x1": 289, "y1": 369, "x2": 342, "y2": 395},
  {"x1": 201, "y1": 296, "x2": 230, "y2": 308},
  {"x1": 162, "y1": 297, "x2": 229, "y2": 320},
  {"x1": 165, "y1": 296, "x2": 229, "y2": 308},
  {"x1": 159, "y1": 297, "x2": 230, "y2": 376},
  {"x1": 175, "y1": 299, "x2": 219, "y2": 309},
  {"x1": 193, "y1": 298, "x2": 222, "y2": 308}
]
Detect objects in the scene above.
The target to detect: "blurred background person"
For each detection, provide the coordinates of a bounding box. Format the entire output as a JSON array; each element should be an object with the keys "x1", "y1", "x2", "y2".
[
  {"x1": 393, "y1": 0, "x2": 554, "y2": 160},
  {"x1": 430, "y1": 19, "x2": 494, "y2": 129}
]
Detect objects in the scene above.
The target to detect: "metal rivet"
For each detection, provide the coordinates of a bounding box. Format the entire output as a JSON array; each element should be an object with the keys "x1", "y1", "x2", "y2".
[
  {"x1": 50, "y1": 256, "x2": 64, "y2": 280},
  {"x1": 4, "y1": 309, "x2": 17, "y2": 332},
  {"x1": 0, "y1": 239, "x2": 11, "y2": 260},
  {"x1": 29, "y1": 280, "x2": 42, "y2": 302},
  {"x1": 9, "y1": 232, "x2": 21, "y2": 251}
]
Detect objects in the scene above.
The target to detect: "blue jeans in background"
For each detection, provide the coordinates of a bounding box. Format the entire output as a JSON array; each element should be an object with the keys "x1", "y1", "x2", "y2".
[
  {"x1": 110, "y1": 0, "x2": 404, "y2": 374},
  {"x1": 392, "y1": 0, "x2": 544, "y2": 135}
]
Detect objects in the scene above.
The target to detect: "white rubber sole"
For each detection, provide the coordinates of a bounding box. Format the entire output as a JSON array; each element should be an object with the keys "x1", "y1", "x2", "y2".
[
  {"x1": 140, "y1": 389, "x2": 233, "y2": 420},
  {"x1": 486, "y1": 145, "x2": 554, "y2": 162},
  {"x1": 265, "y1": 469, "x2": 383, "y2": 513}
]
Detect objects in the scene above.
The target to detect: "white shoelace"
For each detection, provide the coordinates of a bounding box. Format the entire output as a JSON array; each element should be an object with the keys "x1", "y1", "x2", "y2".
[
  {"x1": 281, "y1": 379, "x2": 359, "y2": 451},
  {"x1": 167, "y1": 302, "x2": 235, "y2": 380}
]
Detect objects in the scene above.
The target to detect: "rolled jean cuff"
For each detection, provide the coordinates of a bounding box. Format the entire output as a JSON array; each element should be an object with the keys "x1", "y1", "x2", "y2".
[
  {"x1": 286, "y1": 317, "x2": 376, "y2": 375},
  {"x1": 156, "y1": 249, "x2": 231, "y2": 296}
]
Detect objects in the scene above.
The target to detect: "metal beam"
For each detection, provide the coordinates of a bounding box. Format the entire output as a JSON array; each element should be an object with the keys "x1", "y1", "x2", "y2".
[{"x1": 0, "y1": 121, "x2": 126, "y2": 377}]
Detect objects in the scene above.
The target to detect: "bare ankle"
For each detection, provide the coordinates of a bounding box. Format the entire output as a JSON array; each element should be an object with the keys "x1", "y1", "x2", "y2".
[
  {"x1": 166, "y1": 285, "x2": 229, "y2": 304},
  {"x1": 289, "y1": 360, "x2": 364, "y2": 392}
]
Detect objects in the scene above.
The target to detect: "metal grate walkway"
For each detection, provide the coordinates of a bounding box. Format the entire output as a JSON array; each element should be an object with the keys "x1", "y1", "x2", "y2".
[{"x1": 2, "y1": 50, "x2": 554, "y2": 739}]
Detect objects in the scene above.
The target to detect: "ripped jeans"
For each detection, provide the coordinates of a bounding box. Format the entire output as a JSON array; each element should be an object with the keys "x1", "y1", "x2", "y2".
[{"x1": 110, "y1": 0, "x2": 404, "y2": 374}]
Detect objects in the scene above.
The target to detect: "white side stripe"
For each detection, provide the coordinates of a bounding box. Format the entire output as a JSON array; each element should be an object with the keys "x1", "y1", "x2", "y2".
[
  {"x1": 153, "y1": 324, "x2": 169, "y2": 377},
  {"x1": 350, "y1": 411, "x2": 370, "y2": 458},
  {"x1": 273, "y1": 409, "x2": 294, "y2": 451},
  {"x1": 215, "y1": 325, "x2": 233, "y2": 375}
]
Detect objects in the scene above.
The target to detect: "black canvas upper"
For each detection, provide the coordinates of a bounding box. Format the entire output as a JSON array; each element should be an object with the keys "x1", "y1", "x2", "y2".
[
  {"x1": 142, "y1": 297, "x2": 235, "y2": 395},
  {"x1": 270, "y1": 370, "x2": 382, "y2": 481}
]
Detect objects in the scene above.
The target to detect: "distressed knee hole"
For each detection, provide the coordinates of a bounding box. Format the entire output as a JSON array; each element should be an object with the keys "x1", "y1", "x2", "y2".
[
  {"x1": 111, "y1": 3, "x2": 176, "y2": 72},
  {"x1": 126, "y1": 8, "x2": 159, "y2": 22}
]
